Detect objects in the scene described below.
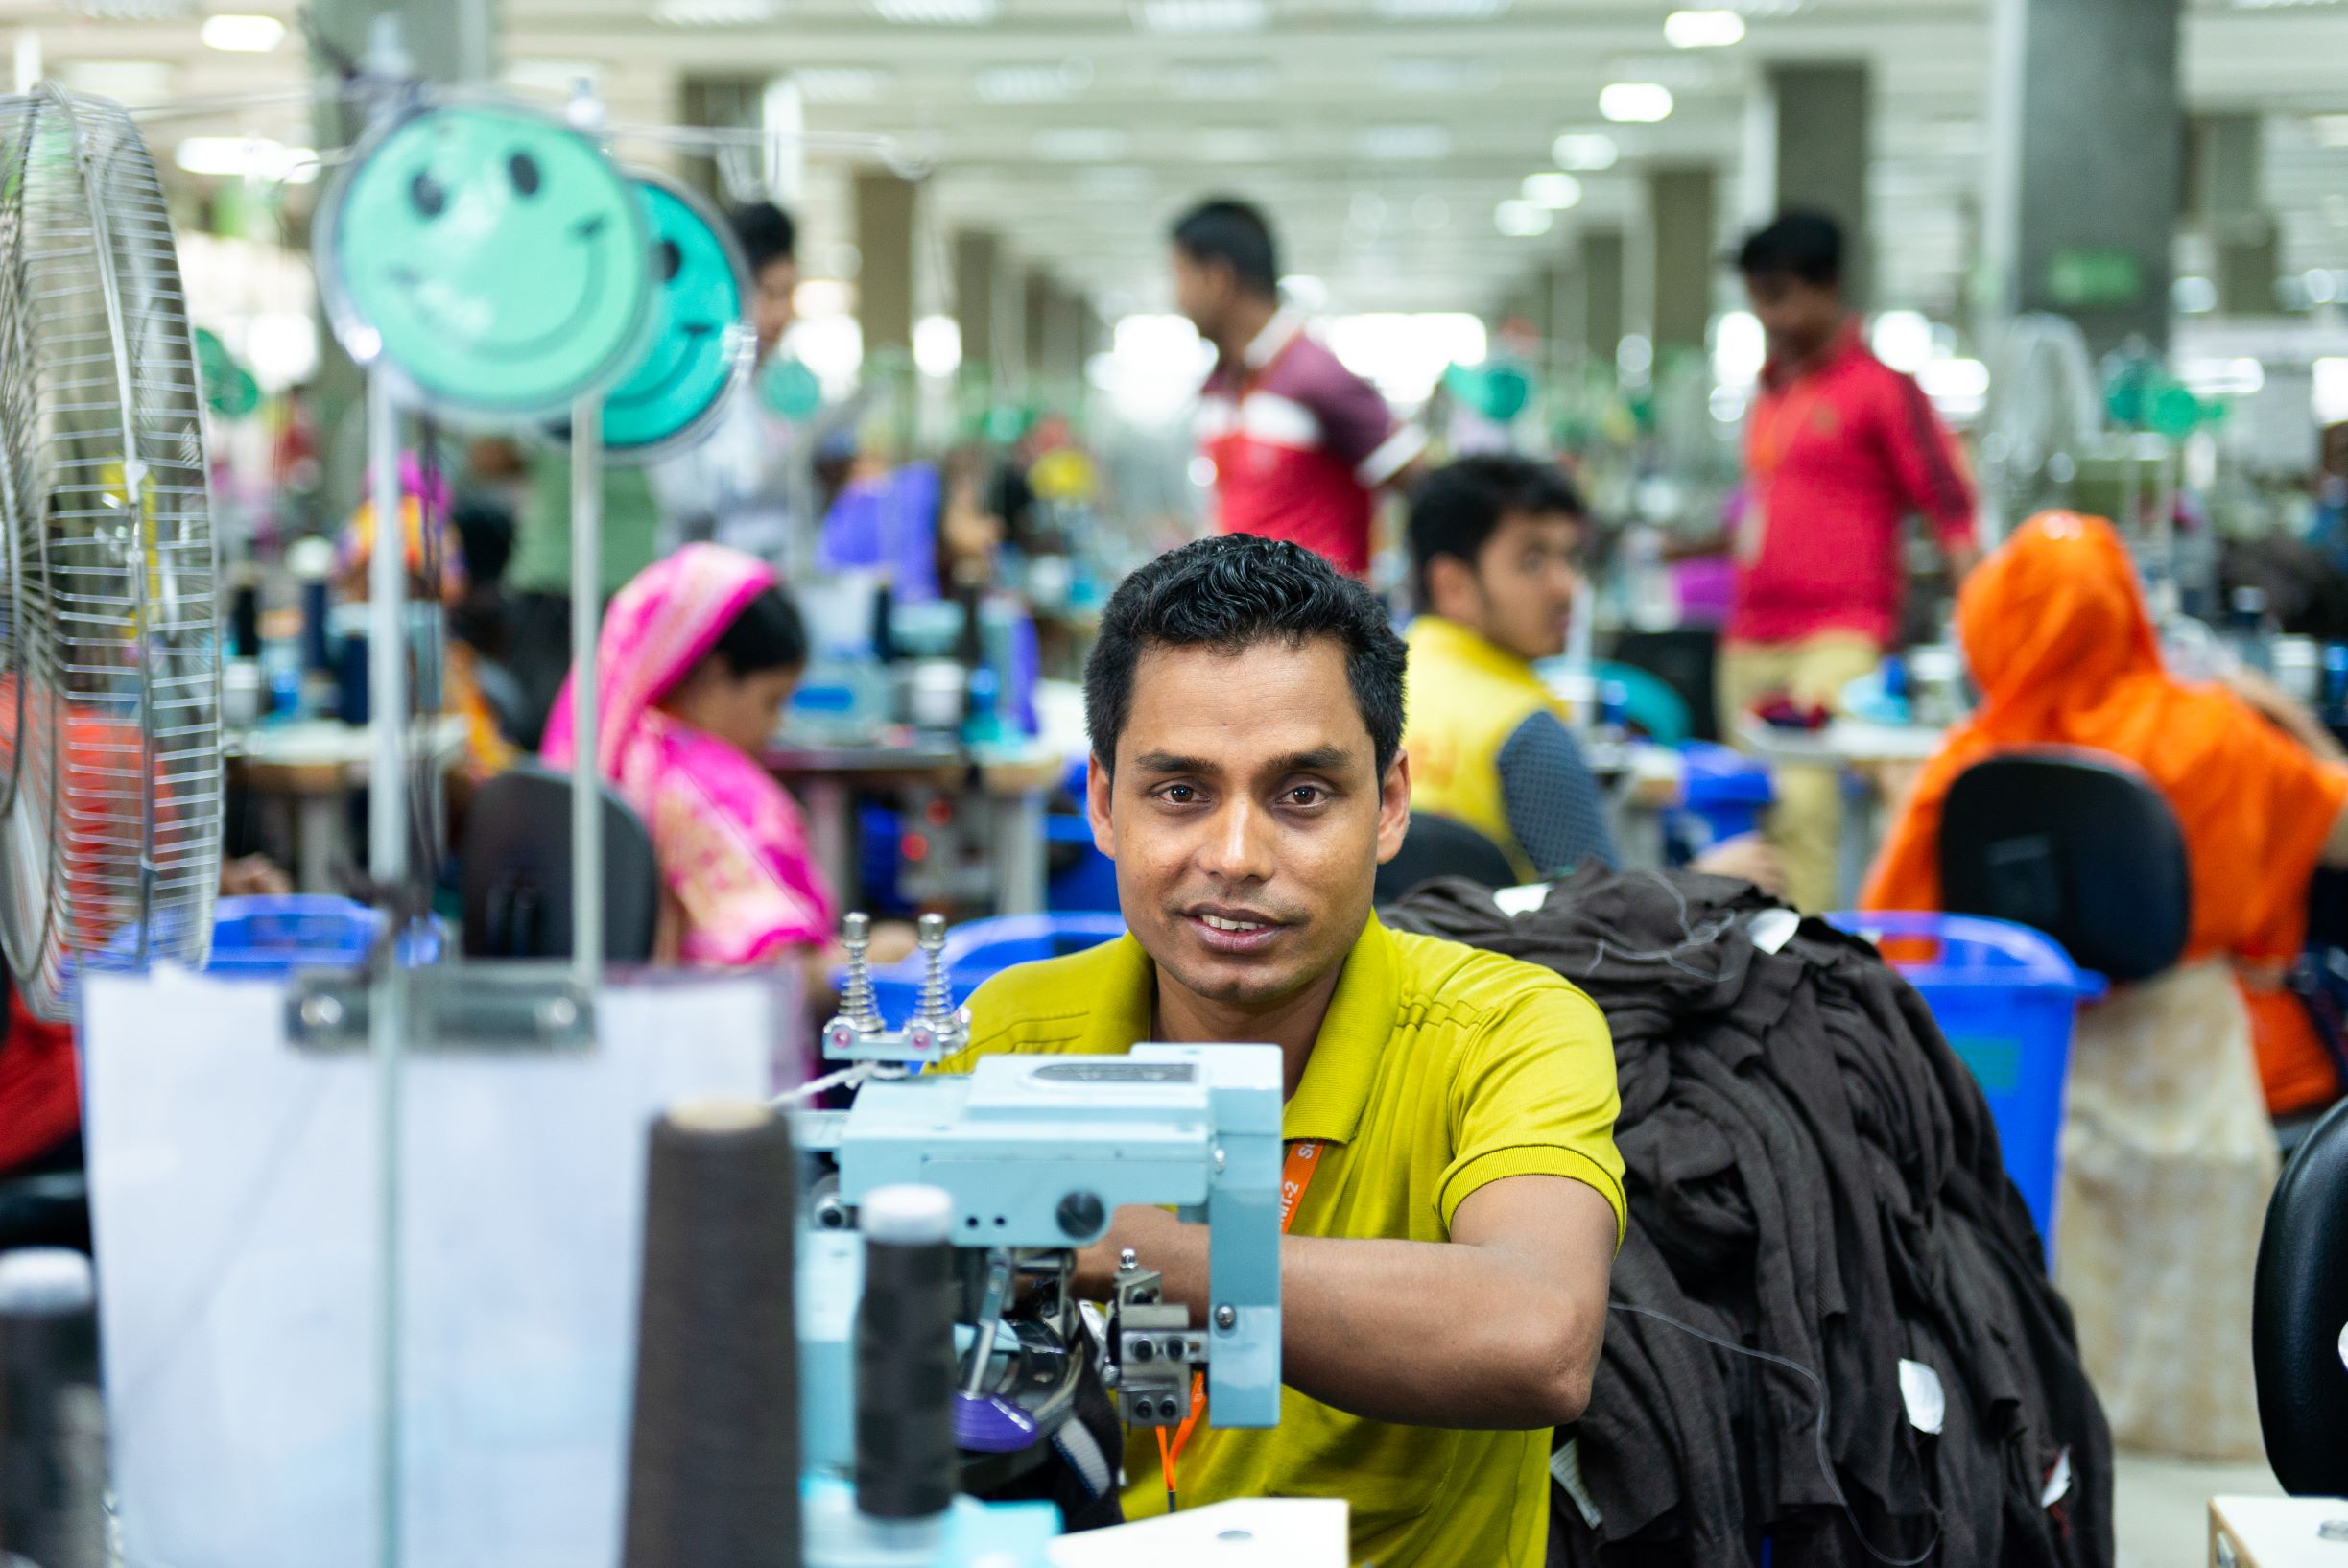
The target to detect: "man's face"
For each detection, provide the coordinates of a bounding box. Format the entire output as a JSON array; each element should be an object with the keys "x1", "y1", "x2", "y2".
[
  {"x1": 1744, "y1": 271, "x2": 1841, "y2": 363},
  {"x1": 1448, "y1": 510, "x2": 1583, "y2": 662},
  {"x1": 752, "y1": 255, "x2": 798, "y2": 360},
  {"x1": 1090, "y1": 638, "x2": 1410, "y2": 1014},
  {"x1": 1171, "y1": 247, "x2": 1230, "y2": 342}
]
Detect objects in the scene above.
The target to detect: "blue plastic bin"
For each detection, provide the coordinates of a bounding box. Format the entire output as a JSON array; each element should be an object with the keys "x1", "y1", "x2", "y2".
[
  {"x1": 92, "y1": 894, "x2": 441, "y2": 979},
  {"x1": 1672, "y1": 741, "x2": 1774, "y2": 850},
  {"x1": 861, "y1": 913, "x2": 1125, "y2": 1030},
  {"x1": 1828, "y1": 911, "x2": 2104, "y2": 1253}
]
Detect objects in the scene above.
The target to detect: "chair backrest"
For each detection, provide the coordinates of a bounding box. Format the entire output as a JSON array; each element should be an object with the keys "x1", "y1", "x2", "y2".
[
  {"x1": 2254, "y1": 1099, "x2": 2348, "y2": 1495},
  {"x1": 460, "y1": 766, "x2": 661, "y2": 962},
  {"x1": 1937, "y1": 748, "x2": 2191, "y2": 984},
  {"x1": 1375, "y1": 814, "x2": 1519, "y2": 905}
]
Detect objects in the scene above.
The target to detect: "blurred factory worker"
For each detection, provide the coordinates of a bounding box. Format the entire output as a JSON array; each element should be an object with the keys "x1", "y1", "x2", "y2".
[
  {"x1": 540, "y1": 545, "x2": 837, "y2": 973},
  {"x1": 1402, "y1": 456, "x2": 1782, "y2": 891},
  {"x1": 1862, "y1": 511, "x2": 2348, "y2": 1460},
  {"x1": 504, "y1": 447, "x2": 666, "y2": 750},
  {"x1": 1720, "y1": 210, "x2": 1980, "y2": 912},
  {"x1": 943, "y1": 535, "x2": 1623, "y2": 1566},
  {"x1": 1172, "y1": 198, "x2": 1422, "y2": 578},
  {"x1": 2306, "y1": 419, "x2": 2348, "y2": 572}
]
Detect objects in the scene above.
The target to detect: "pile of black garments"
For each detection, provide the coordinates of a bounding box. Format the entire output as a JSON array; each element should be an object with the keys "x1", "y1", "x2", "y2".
[{"x1": 1384, "y1": 867, "x2": 2113, "y2": 1568}]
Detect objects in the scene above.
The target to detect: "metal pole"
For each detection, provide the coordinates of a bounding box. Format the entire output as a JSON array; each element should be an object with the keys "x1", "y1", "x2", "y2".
[
  {"x1": 364, "y1": 371, "x2": 407, "y2": 1568},
  {"x1": 570, "y1": 396, "x2": 604, "y2": 986}
]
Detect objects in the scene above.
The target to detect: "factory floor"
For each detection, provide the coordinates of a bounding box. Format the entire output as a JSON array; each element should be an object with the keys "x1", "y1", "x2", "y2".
[{"x1": 2115, "y1": 1448, "x2": 2281, "y2": 1568}]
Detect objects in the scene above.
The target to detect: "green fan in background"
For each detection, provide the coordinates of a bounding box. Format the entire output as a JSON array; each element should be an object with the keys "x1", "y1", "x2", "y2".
[
  {"x1": 193, "y1": 327, "x2": 260, "y2": 419},
  {"x1": 316, "y1": 101, "x2": 652, "y2": 418}
]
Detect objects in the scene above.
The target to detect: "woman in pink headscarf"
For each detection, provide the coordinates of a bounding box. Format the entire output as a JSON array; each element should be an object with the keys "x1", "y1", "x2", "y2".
[{"x1": 540, "y1": 543, "x2": 835, "y2": 966}]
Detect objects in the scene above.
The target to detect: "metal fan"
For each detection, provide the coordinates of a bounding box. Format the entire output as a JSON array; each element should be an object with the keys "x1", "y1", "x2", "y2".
[{"x1": 0, "y1": 85, "x2": 222, "y2": 1019}]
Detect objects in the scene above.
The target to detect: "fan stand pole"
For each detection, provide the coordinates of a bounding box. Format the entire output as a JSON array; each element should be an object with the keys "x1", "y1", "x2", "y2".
[{"x1": 570, "y1": 395, "x2": 604, "y2": 988}]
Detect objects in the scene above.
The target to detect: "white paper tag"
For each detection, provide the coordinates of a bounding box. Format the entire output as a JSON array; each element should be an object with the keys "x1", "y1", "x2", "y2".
[
  {"x1": 1898, "y1": 1358, "x2": 1946, "y2": 1436},
  {"x1": 2041, "y1": 1446, "x2": 2074, "y2": 1509},
  {"x1": 1496, "y1": 883, "x2": 1553, "y2": 916},
  {"x1": 1749, "y1": 908, "x2": 1800, "y2": 955},
  {"x1": 1550, "y1": 1437, "x2": 1604, "y2": 1530}
]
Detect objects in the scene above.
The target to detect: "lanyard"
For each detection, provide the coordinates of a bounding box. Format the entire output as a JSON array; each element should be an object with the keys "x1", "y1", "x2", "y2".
[
  {"x1": 1747, "y1": 372, "x2": 1830, "y2": 484},
  {"x1": 1155, "y1": 1138, "x2": 1323, "y2": 1511}
]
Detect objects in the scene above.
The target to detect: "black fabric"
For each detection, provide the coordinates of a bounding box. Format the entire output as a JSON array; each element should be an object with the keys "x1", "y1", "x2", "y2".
[{"x1": 1387, "y1": 867, "x2": 2112, "y2": 1568}]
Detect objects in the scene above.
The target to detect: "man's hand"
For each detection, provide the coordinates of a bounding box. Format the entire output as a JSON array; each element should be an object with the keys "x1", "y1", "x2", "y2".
[{"x1": 1075, "y1": 1175, "x2": 1617, "y2": 1431}]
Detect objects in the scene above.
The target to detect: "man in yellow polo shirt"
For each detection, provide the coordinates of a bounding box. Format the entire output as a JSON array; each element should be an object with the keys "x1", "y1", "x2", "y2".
[{"x1": 942, "y1": 534, "x2": 1624, "y2": 1568}]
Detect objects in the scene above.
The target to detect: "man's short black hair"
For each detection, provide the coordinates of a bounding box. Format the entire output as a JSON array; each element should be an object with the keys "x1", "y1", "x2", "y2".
[
  {"x1": 1407, "y1": 456, "x2": 1586, "y2": 605},
  {"x1": 1734, "y1": 210, "x2": 1843, "y2": 288},
  {"x1": 730, "y1": 201, "x2": 797, "y2": 274},
  {"x1": 1170, "y1": 198, "x2": 1280, "y2": 299},
  {"x1": 1085, "y1": 535, "x2": 1407, "y2": 779}
]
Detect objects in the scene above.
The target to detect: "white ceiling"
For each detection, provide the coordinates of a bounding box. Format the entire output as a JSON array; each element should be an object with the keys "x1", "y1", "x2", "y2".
[{"x1": 13, "y1": 0, "x2": 2348, "y2": 322}]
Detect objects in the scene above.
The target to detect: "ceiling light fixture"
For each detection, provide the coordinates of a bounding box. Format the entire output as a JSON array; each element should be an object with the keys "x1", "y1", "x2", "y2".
[
  {"x1": 1371, "y1": 0, "x2": 1510, "y2": 19},
  {"x1": 1032, "y1": 127, "x2": 1129, "y2": 161},
  {"x1": 1359, "y1": 124, "x2": 1452, "y2": 161},
  {"x1": 1169, "y1": 60, "x2": 1275, "y2": 98},
  {"x1": 1495, "y1": 199, "x2": 1553, "y2": 238},
  {"x1": 974, "y1": 59, "x2": 1092, "y2": 102},
  {"x1": 1551, "y1": 131, "x2": 1620, "y2": 170},
  {"x1": 869, "y1": 0, "x2": 997, "y2": 23},
  {"x1": 1199, "y1": 127, "x2": 1277, "y2": 161},
  {"x1": 199, "y1": 12, "x2": 285, "y2": 50},
  {"x1": 1599, "y1": 83, "x2": 1674, "y2": 123},
  {"x1": 794, "y1": 66, "x2": 890, "y2": 102},
  {"x1": 1380, "y1": 57, "x2": 1499, "y2": 94},
  {"x1": 653, "y1": 0, "x2": 778, "y2": 23},
  {"x1": 1522, "y1": 171, "x2": 1582, "y2": 209},
  {"x1": 1664, "y1": 9, "x2": 1744, "y2": 46},
  {"x1": 1133, "y1": 0, "x2": 1268, "y2": 33}
]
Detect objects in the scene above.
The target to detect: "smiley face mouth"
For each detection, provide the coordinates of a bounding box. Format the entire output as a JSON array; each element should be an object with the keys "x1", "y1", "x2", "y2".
[
  {"x1": 386, "y1": 213, "x2": 615, "y2": 361},
  {"x1": 607, "y1": 321, "x2": 717, "y2": 414}
]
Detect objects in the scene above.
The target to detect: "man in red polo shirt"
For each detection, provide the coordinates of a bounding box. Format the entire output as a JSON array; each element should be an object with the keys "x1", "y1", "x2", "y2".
[
  {"x1": 1720, "y1": 211, "x2": 1980, "y2": 912},
  {"x1": 1172, "y1": 198, "x2": 1423, "y2": 577}
]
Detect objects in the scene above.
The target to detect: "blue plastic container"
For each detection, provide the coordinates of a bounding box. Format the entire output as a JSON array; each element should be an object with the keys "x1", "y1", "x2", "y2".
[
  {"x1": 1828, "y1": 911, "x2": 2104, "y2": 1253},
  {"x1": 1672, "y1": 741, "x2": 1774, "y2": 849},
  {"x1": 862, "y1": 913, "x2": 1125, "y2": 1029},
  {"x1": 1044, "y1": 816, "x2": 1118, "y2": 913},
  {"x1": 89, "y1": 894, "x2": 441, "y2": 980}
]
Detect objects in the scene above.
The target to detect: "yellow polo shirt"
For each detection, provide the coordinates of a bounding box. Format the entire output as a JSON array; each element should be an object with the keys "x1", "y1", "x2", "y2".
[
  {"x1": 1403, "y1": 614, "x2": 1577, "y2": 880},
  {"x1": 944, "y1": 915, "x2": 1625, "y2": 1568}
]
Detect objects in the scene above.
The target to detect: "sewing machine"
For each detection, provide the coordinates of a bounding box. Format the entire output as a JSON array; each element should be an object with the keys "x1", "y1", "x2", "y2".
[{"x1": 795, "y1": 912, "x2": 1284, "y2": 1495}]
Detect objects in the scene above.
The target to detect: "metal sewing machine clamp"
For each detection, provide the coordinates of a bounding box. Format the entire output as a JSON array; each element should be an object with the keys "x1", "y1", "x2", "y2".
[
  {"x1": 1111, "y1": 1247, "x2": 1210, "y2": 1431},
  {"x1": 825, "y1": 912, "x2": 969, "y2": 1067}
]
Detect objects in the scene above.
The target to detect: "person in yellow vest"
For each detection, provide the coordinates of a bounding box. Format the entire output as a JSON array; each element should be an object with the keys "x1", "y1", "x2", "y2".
[
  {"x1": 1403, "y1": 455, "x2": 1783, "y2": 891},
  {"x1": 1402, "y1": 456, "x2": 1615, "y2": 879},
  {"x1": 940, "y1": 535, "x2": 1624, "y2": 1568}
]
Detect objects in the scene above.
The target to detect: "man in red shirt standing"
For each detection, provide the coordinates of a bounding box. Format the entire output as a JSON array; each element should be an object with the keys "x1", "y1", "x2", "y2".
[
  {"x1": 1720, "y1": 211, "x2": 1980, "y2": 912},
  {"x1": 1172, "y1": 199, "x2": 1423, "y2": 577}
]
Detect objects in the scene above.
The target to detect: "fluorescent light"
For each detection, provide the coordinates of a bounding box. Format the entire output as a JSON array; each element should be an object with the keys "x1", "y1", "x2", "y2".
[
  {"x1": 869, "y1": 0, "x2": 996, "y2": 22},
  {"x1": 56, "y1": 59, "x2": 173, "y2": 101},
  {"x1": 1371, "y1": 0, "x2": 1509, "y2": 18},
  {"x1": 1551, "y1": 131, "x2": 1620, "y2": 170},
  {"x1": 794, "y1": 279, "x2": 855, "y2": 317},
  {"x1": 913, "y1": 316, "x2": 962, "y2": 379},
  {"x1": 1032, "y1": 127, "x2": 1129, "y2": 161},
  {"x1": 1714, "y1": 310, "x2": 1764, "y2": 386},
  {"x1": 1495, "y1": 200, "x2": 1553, "y2": 238},
  {"x1": 653, "y1": 0, "x2": 777, "y2": 23},
  {"x1": 1869, "y1": 309, "x2": 1933, "y2": 373},
  {"x1": 1380, "y1": 57, "x2": 1498, "y2": 94},
  {"x1": 974, "y1": 59, "x2": 1091, "y2": 102},
  {"x1": 1359, "y1": 124, "x2": 1451, "y2": 161},
  {"x1": 1133, "y1": 0, "x2": 1268, "y2": 33},
  {"x1": 2311, "y1": 113, "x2": 2348, "y2": 148},
  {"x1": 1664, "y1": 8, "x2": 1744, "y2": 47},
  {"x1": 199, "y1": 12, "x2": 284, "y2": 51},
  {"x1": 1170, "y1": 60, "x2": 1275, "y2": 99},
  {"x1": 1199, "y1": 127, "x2": 1276, "y2": 161},
  {"x1": 794, "y1": 66, "x2": 890, "y2": 102},
  {"x1": 1521, "y1": 171, "x2": 1582, "y2": 210},
  {"x1": 1600, "y1": 83, "x2": 1673, "y2": 123},
  {"x1": 173, "y1": 135, "x2": 316, "y2": 183}
]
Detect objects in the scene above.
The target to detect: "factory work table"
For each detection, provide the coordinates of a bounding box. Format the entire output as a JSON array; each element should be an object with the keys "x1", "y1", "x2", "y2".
[{"x1": 227, "y1": 718, "x2": 468, "y2": 892}]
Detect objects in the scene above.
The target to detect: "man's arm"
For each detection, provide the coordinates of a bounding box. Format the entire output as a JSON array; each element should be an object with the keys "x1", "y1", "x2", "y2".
[
  {"x1": 1497, "y1": 710, "x2": 1620, "y2": 875},
  {"x1": 1075, "y1": 1173, "x2": 1617, "y2": 1430},
  {"x1": 1882, "y1": 374, "x2": 1980, "y2": 582}
]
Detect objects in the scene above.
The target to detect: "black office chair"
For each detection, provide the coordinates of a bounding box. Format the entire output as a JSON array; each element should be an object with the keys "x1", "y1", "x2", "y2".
[
  {"x1": 460, "y1": 766, "x2": 662, "y2": 961},
  {"x1": 1375, "y1": 814, "x2": 1519, "y2": 905},
  {"x1": 1607, "y1": 629, "x2": 1722, "y2": 744},
  {"x1": 2253, "y1": 1098, "x2": 2348, "y2": 1494},
  {"x1": 1936, "y1": 748, "x2": 2191, "y2": 985}
]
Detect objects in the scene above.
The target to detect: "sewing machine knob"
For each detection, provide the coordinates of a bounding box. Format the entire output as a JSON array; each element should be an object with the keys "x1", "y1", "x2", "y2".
[
  {"x1": 1214, "y1": 1304, "x2": 1238, "y2": 1332},
  {"x1": 1119, "y1": 1247, "x2": 1138, "y2": 1271},
  {"x1": 1055, "y1": 1190, "x2": 1105, "y2": 1240}
]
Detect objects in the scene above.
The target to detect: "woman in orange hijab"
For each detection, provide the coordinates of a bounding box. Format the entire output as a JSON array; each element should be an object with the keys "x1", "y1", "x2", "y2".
[{"x1": 1862, "y1": 510, "x2": 2348, "y2": 1460}]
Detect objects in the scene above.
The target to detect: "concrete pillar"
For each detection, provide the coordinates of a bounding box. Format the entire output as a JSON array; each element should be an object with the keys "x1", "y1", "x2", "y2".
[
  {"x1": 1755, "y1": 62, "x2": 1872, "y2": 308},
  {"x1": 1023, "y1": 267, "x2": 1055, "y2": 389},
  {"x1": 2188, "y1": 114, "x2": 2279, "y2": 317},
  {"x1": 1647, "y1": 167, "x2": 1718, "y2": 360},
  {"x1": 1046, "y1": 286, "x2": 1085, "y2": 392},
  {"x1": 1986, "y1": 0, "x2": 2183, "y2": 354},
  {"x1": 854, "y1": 168, "x2": 917, "y2": 357},
  {"x1": 1577, "y1": 228, "x2": 1627, "y2": 372},
  {"x1": 953, "y1": 228, "x2": 1008, "y2": 380}
]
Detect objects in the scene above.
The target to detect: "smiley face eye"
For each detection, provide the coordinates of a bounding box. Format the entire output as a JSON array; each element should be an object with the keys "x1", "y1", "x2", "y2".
[
  {"x1": 509, "y1": 152, "x2": 542, "y2": 197},
  {"x1": 657, "y1": 239, "x2": 682, "y2": 282},
  {"x1": 409, "y1": 170, "x2": 447, "y2": 218}
]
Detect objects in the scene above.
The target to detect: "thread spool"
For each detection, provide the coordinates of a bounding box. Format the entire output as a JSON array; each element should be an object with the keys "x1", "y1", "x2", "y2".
[
  {"x1": 0, "y1": 1248, "x2": 104, "y2": 1568},
  {"x1": 622, "y1": 1100, "x2": 800, "y2": 1568},
  {"x1": 855, "y1": 1183, "x2": 956, "y2": 1522}
]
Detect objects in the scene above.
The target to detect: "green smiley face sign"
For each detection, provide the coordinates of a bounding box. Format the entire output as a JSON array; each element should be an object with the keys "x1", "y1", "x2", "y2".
[
  {"x1": 319, "y1": 102, "x2": 652, "y2": 418},
  {"x1": 588, "y1": 176, "x2": 749, "y2": 458}
]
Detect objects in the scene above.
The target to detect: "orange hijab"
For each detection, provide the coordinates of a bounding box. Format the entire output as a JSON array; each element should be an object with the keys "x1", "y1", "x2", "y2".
[{"x1": 1862, "y1": 511, "x2": 2347, "y2": 974}]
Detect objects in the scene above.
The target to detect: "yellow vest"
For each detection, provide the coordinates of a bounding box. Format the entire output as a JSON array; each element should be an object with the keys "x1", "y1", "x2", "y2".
[{"x1": 1402, "y1": 616, "x2": 1575, "y2": 878}]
